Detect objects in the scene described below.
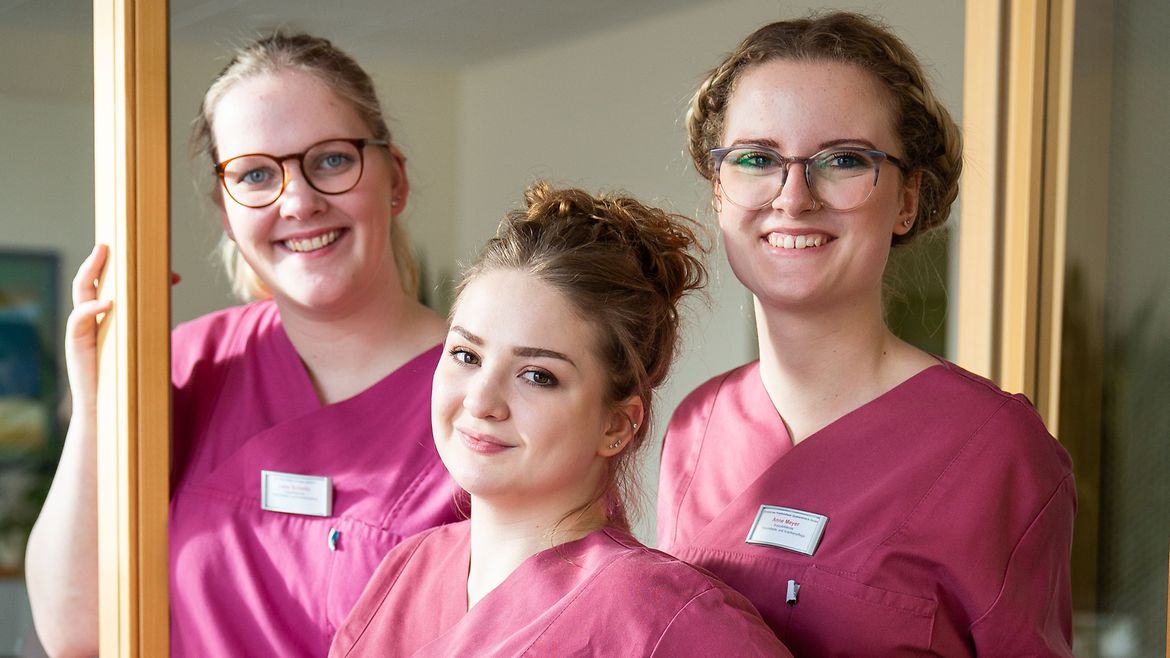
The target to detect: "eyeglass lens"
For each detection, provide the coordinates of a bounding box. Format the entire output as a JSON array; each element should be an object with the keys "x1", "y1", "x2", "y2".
[
  {"x1": 220, "y1": 140, "x2": 366, "y2": 208},
  {"x1": 717, "y1": 147, "x2": 881, "y2": 211}
]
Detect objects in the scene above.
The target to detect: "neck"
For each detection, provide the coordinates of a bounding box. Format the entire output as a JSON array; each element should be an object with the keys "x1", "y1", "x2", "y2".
[
  {"x1": 465, "y1": 496, "x2": 606, "y2": 610},
  {"x1": 753, "y1": 294, "x2": 932, "y2": 443},
  {"x1": 276, "y1": 280, "x2": 443, "y2": 404}
]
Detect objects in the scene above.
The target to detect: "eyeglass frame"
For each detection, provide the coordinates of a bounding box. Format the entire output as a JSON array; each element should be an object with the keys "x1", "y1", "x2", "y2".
[
  {"x1": 709, "y1": 144, "x2": 910, "y2": 212},
  {"x1": 214, "y1": 137, "x2": 390, "y2": 209}
]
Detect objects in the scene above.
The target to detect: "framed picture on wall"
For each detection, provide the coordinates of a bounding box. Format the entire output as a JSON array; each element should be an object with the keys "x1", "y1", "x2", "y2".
[
  {"x1": 0, "y1": 250, "x2": 60, "y2": 457},
  {"x1": 0, "y1": 249, "x2": 60, "y2": 574}
]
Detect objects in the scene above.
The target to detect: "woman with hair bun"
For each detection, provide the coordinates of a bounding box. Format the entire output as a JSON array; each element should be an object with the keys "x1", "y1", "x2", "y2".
[
  {"x1": 27, "y1": 32, "x2": 459, "y2": 657},
  {"x1": 657, "y1": 12, "x2": 1075, "y2": 656},
  {"x1": 330, "y1": 182, "x2": 790, "y2": 657}
]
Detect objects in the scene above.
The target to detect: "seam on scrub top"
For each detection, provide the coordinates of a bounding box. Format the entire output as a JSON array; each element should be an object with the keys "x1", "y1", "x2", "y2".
[
  {"x1": 173, "y1": 303, "x2": 258, "y2": 480},
  {"x1": 967, "y1": 471, "x2": 1075, "y2": 630},
  {"x1": 808, "y1": 567, "x2": 937, "y2": 617},
  {"x1": 336, "y1": 527, "x2": 437, "y2": 656},
  {"x1": 647, "y1": 585, "x2": 720, "y2": 656},
  {"x1": 666, "y1": 368, "x2": 735, "y2": 547},
  {"x1": 519, "y1": 543, "x2": 634, "y2": 655},
  {"x1": 382, "y1": 458, "x2": 436, "y2": 528},
  {"x1": 866, "y1": 395, "x2": 1012, "y2": 561}
]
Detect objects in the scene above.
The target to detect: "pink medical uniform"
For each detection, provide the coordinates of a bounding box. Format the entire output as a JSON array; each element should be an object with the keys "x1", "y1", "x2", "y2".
[
  {"x1": 658, "y1": 360, "x2": 1075, "y2": 657},
  {"x1": 169, "y1": 300, "x2": 460, "y2": 657},
  {"x1": 330, "y1": 520, "x2": 791, "y2": 657}
]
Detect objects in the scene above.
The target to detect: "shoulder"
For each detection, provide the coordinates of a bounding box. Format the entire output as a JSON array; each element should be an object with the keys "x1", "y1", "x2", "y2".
[
  {"x1": 367, "y1": 522, "x2": 467, "y2": 587},
  {"x1": 928, "y1": 361, "x2": 1072, "y2": 476},
  {"x1": 589, "y1": 529, "x2": 758, "y2": 605},
  {"x1": 172, "y1": 301, "x2": 279, "y2": 372},
  {"x1": 668, "y1": 361, "x2": 760, "y2": 428},
  {"x1": 587, "y1": 532, "x2": 788, "y2": 656}
]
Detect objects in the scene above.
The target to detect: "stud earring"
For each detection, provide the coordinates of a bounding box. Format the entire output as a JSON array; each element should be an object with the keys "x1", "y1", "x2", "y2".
[
  {"x1": 903, "y1": 219, "x2": 913, "y2": 228},
  {"x1": 608, "y1": 439, "x2": 623, "y2": 450}
]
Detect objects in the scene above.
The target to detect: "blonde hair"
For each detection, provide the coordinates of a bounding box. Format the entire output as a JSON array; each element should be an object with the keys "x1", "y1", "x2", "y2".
[
  {"x1": 457, "y1": 182, "x2": 707, "y2": 530},
  {"x1": 687, "y1": 12, "x2": 962, "y2": 245},
  {"x1": 191, "y1": 31, "x2": 418, "y2": 300}
]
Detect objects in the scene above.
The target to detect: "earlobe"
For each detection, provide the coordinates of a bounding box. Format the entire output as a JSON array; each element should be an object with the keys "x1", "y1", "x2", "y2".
[
  {"x1": 598, "y1": 397, "x2": 644, "y2": 457},
  {"x1": 389, "y1": 146, "x2": 410, "y2": 217},
  {"x1": 893, "y1": 171, "x2": 922, "y2": 236},
  {"x1": 220, "y1": 211, "x2": 235, "y2": 242}
]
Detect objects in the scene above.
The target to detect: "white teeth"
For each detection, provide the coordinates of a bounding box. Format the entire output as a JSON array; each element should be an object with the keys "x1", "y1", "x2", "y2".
[
  {"x1": 285, "y1": 229, "x2": 341, "y2": 253},
  {"x1": 767, "y1": 233, "x2": 828, "y2": 249}
]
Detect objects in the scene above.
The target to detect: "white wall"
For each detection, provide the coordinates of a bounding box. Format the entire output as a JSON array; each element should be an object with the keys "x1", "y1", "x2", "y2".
[{"x1": 454, "y1": 0, "x2": 964, "y2": 540}]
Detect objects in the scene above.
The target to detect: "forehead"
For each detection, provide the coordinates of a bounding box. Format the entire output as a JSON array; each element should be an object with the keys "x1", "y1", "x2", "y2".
[
  {"x1": 723, "y1": 58, "x2": 898, "y2": 151},
  {"x1": 452, "y1": 269, "x2": 602, "y2": 356},
  {"x1": 211, "y1": 69, "x2": 369, "y2": 156}
]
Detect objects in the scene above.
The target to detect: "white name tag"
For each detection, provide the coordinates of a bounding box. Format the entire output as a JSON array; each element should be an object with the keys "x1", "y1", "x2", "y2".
[
  {"x1": 745, "y1": 505, "x2": 828, "y2": 556},
  {"x1": 260, "y1": 470, "x2": 333, "y2": 517}
]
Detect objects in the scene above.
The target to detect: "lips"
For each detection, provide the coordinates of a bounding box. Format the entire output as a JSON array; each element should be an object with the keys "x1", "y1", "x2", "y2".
[{"x1": 457, "y1": 428, "x2": 515, "y2": 455}]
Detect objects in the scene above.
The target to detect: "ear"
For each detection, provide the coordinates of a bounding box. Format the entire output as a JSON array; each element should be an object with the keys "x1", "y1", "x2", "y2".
[
  {"x1": 892, "y1": 170, "x2": 922, "y2": 236},
  {"x1": 598, "y1": 395, "x2": 644, "y2": 457},
  {"x1": 220, "y1": 208, "x2": 235, "y2": 242},
  {"x1": 388, "y1": 145, "x2": 410, "y2": 218}
]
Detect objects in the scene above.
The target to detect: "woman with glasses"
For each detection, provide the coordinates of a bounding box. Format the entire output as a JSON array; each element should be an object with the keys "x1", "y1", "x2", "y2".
[
  {"x1": 656, "y1": 12, "x2": 1075, "y2": 656},
  {"x1": 330, "y1": 182, "x2": 789, "y2": 657},
  {"x1": 26, "y1": 33, "x2": 459, "y2": 657}
]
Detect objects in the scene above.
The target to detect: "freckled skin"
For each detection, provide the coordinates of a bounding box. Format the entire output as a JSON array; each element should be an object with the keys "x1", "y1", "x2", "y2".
[
  {"x1": 716, "y1": 59, "x2": 918, "y2": 313},
  {"x1": 213, "y1": 69, "x2": 401, "y2": 316}
]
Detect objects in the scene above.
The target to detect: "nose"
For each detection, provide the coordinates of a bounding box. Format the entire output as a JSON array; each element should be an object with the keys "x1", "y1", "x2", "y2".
[
  {"x1": 771, "y1": 160, "x2": 818, "y2": 216},
  {"x1": 461, "y1": 370, "x2": 509, "y2": 421},
  {"x1": 277, "y1": 161, "x2": 327, "y2": 221}
]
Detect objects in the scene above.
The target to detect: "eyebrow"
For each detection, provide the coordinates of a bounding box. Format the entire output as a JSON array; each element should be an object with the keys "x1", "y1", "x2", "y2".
[
  {"x1": 449, "y1": 325, "x2": 578, "y2": 368},
  {"x1": 729, "y1": 137, "x2": 881, "y2": 152}
]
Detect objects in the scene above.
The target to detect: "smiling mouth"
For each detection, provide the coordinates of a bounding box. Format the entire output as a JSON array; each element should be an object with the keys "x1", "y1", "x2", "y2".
[
  {"x1": 284, "y1": 229, "x2": 342, "y2": 253},
  {"x1": 767, "y1": 233, "x2": 829, "y2": 250},
  {"x1": 459, "y1": 429, "x2": 515, "y2": 454}
]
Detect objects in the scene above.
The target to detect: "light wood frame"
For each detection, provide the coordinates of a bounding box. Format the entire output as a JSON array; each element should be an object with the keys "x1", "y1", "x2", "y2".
[
  {"x1": 956, "y1": 0, "x2": 1073, "y2": 429},
  {"x1": 93, "y1": 0, "x2": 170, "y2": 655}
]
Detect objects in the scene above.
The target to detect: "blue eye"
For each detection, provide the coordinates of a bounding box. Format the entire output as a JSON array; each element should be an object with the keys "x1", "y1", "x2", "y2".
[
  {"x1": 521, "y1": 369, "x2": 557, "y2": 387},
  {"x1": 310, "y1": 151, "x2": 357, "y2": 177},
  {"x1": 239, "y1": 168, "x2": 276, "y2": 186},
  {"x1": 731, "y1": 150, "x2": 779, "y2": 170},
  {"x1": 819, "y1": 151, "x2": 871, "y2": 170},
  {"x1": 448, "y1": 348, "x2": 480, "y2": 366}
]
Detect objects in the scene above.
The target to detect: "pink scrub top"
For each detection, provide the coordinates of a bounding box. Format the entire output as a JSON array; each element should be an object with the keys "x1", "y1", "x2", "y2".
[
  {"x1": 330, "y1": 520, "x2": 791, "y2": 657},
  {"x1": 658, "y1": 360, "x2": 1075, "y2": 656},
  {"x1": 169, "y1": 300, "x2": 460, "y2": 657}
]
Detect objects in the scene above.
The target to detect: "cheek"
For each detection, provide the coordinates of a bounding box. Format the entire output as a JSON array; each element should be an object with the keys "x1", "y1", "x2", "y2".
[{"x1": 430, "y1": 368, "x2": 461, "y2": 426}]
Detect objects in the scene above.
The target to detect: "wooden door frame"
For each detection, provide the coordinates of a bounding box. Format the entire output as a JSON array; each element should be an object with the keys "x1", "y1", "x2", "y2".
[
  {"x1": 93, "y1": 0, "x2": 170, "y2": 655},
  {"x1": 956, "y1": 0, "x2": 1072, "y2": 429}
]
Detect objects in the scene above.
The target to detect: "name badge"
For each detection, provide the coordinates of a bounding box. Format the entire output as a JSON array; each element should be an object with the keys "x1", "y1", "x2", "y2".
[
  {"x1": 260, "y1": 470, "x2": 333, "y2": 517},
  {"x1": 745, "y1": 505, "x2": 828, "y2": 556}
]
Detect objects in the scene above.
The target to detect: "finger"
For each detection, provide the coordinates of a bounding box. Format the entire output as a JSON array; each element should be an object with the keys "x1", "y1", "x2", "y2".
[
  {"x1": 72, "y1": 245, "x2": 109, "y2": 306},
  {"x1": 65, "y1": 298, "x2": 114, "y2": 337}
]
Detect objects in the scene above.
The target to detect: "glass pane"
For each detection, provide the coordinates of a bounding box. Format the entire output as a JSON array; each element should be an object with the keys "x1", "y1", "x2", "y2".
[
  {"x1": 0, "y1": 1, "x2": 93, "y2": 655},
  {"x1": 1067, "y1": 0, "x2": 1170, "y2": 654}
]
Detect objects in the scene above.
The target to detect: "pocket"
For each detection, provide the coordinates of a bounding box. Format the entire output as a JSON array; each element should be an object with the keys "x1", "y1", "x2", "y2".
[{"x1": 785, "y1": 566, "x2": 938, "y2": 657}]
